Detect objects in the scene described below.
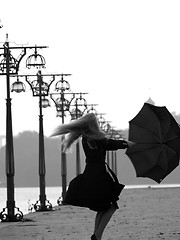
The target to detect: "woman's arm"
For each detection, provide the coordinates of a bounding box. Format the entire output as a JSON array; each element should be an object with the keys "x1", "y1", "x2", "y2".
[{"x1": 105, "y1": 138, "x2": 135, "y2": 151}]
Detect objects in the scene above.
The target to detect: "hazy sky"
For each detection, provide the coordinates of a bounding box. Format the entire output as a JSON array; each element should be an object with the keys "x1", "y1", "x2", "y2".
[{"x1": 0, "y1": 0, "x2": 180, "y2": 136}]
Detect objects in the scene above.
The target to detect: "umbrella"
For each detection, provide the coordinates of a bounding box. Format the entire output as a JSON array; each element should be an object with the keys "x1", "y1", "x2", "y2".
[{"x1": 126, "y1": 103, "x2": 180, "y2": 183}]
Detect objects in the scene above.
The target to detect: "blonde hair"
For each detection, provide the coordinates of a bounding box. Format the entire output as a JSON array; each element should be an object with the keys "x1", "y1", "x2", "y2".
[{"x1": 51, "y1": 113, "x2": 106, "y2": 152}]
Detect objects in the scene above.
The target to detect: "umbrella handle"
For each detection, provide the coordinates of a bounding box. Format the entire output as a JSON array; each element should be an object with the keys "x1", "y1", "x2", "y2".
[{"x1": 127, "y1": 141, "x2": 136, "y2": 147}]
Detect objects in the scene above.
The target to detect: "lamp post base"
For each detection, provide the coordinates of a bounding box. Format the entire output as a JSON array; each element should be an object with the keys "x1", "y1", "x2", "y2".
[
  {"x1": 0, "y1": 205, "x2": 23, "y2": 222},
  {"x1": 34, "y1": 198, "x2": 53, "y2": 212},
  {"x1": 57, "y1": 196, "x2": 63, "y2": 206}
]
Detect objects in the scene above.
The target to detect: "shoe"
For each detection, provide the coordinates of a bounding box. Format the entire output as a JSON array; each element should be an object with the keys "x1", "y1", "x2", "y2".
[{"x1": 91, "y1": 234, "x2": 97, "y2": 240}]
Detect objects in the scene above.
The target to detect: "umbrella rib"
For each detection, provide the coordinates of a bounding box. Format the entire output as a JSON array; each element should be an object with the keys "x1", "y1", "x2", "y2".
[{"x1": 166, "y1": 135, "x2": 180, "y2": 142}]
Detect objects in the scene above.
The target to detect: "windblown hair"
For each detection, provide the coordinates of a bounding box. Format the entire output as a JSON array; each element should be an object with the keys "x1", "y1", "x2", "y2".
[{"x1": 51, "y1": 113, "x2": 106, "y2": 152}]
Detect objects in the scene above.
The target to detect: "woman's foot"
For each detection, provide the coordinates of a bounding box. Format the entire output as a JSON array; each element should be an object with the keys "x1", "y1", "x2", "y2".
[{"x1": 91, "y1": 234, "x2": 98, "y2": 240}]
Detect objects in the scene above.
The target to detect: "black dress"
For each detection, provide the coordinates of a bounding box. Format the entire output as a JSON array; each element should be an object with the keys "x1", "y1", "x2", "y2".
[{"x1": 64, "y1": 137, "x2": 128, "y2": 212}]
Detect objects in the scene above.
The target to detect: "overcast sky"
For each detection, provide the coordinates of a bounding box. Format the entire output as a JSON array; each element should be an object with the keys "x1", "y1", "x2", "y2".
[{"x1": 0, "y1": 0, "x2": 180, "y2": 137}]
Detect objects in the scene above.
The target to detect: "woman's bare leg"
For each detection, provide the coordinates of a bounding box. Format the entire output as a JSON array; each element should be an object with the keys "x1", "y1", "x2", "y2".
[
  {"x1": 93, "y1": 205, "x2": 116, "y2": 240},
  {"x1": 94, "y1": 211, "x2": 104, "y2": 233}
]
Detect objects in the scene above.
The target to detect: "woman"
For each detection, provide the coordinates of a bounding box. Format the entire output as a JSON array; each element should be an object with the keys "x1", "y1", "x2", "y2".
[{"x1": 51, "y1": 113, "x2": 134, "y2": 240}]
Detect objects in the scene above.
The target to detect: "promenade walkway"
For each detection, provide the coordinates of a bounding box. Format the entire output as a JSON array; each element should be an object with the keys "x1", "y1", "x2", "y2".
[{"x1": 0, "y1": 188, "x2": 180, "y2": 240}]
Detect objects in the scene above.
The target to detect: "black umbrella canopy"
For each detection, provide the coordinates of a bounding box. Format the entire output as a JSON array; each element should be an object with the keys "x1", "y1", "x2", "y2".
[{"x1": 126, "y1": 103, "x2": 180, "y2": 183}]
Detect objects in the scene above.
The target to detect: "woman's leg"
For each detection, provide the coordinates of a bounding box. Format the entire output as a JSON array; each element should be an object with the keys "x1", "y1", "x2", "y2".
[
  {"x1": 93, "y1": 204, "x2": 116, "y2": 240},
  {"x1": 94, "y1": 211, "x2": 104, "y2": 233}
]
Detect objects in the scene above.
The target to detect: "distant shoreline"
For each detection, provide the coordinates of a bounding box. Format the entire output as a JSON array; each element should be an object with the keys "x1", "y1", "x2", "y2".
[
  {"x1": 125, "y1": 183, "x2": 180, "y2": 189},
  {"x1": 1, "y1": 184, "x2": 180, "y2": 189}
]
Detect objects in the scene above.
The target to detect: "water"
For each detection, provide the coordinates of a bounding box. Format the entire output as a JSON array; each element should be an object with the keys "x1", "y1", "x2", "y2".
[
  {"x1": 125, "y1": 183, "x2": 180, "y2": 189},
  {"x1": 0, "y1": 184, "x2": 180, "y2": 216}
]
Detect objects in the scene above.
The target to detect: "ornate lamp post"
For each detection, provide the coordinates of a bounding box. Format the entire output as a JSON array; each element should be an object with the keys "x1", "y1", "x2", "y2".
[
  {"x1": 0, "y1": 34, "x2": 47, "y2": 221},
  {"x1": 86, "y1": 104, "x2": 98, "y2": 115},
  {"x1": 12, "y1": 70, "x2": 56, "y2": 211},
  {"x1": 102, "y1": 122, "x2": 111, "y2": 165},
  {"x1": 98, "y1": 114, "x2": 106, "y2": 130},
  {"x1": 105, "y1": 126, "x2": 123, "y2": 175},
  {"x1": 109, "y1": 128, "x2": 116, "y2": 173},
  {"x1": 50, "y1": 74, "x2": 72, "y2": 204},
  {"x1": 112, "y1": 130, "x2": 124, "y2": 175},
  {"x1": 106, "y1": 125, "x2": 116, "y2": 172},
  {"x1": 69, "y1": 93, "x2": 87, "y2": 176},
  {"x1": 26, "y1": 71, "x2": 52, "y2": 211}
]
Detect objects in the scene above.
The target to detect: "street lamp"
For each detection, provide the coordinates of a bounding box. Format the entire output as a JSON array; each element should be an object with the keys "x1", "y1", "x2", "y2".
[
  {"x1": 50, "y1": 74, "x2": 72, "y2": 204},
  {"x1": 69, "y1": 93, "x2": 87, "y2": 120},
  {"x1": 11, "y1": 76, "x2": 26, "y2": 93},
  {"x1": 105, "y1": 126, "x2": 122, "y2": 175},
  {"x1": 0, "y1": 34, "x2": 47, "y2": 221},
  {"x1": 69, "y1": 93, "x2": 87, "y2": 176},
  {"x1": 102, "y1": 122, "x2": 112, "y2": 166},
  {"x1": 86, "y1": 104, "x2": 98, "y2": 115},
  {"x1": 109, "y1": 128, "x2": 117, "y2": 174},
  {"x1": 26, "y1": 71, "x2": 52, "y2": 211},
  {"x1": 97, "y1": 114, "x2": 106, "y2": 130},
  {"x1": 12, "y1": 71, "x2": 57, "y2": 211},
  {"x1": 112, "y1": 130, "x2": 124, "y2": 176},
  {"x1": 26, "y1": 46, "x2": 46, "y2": 69}
]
